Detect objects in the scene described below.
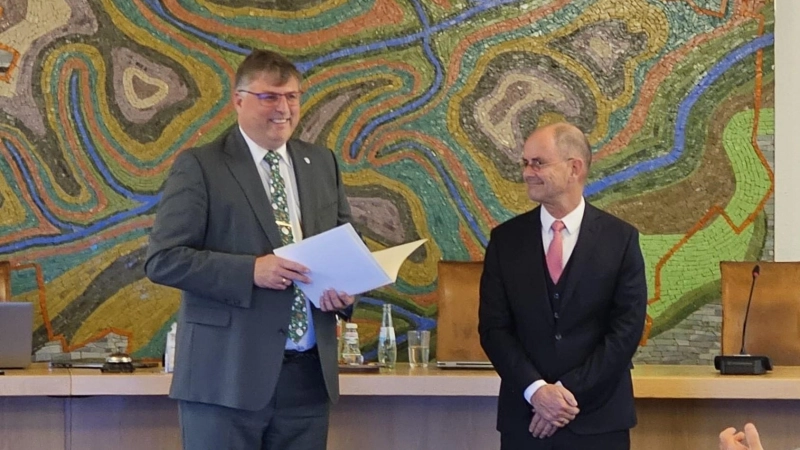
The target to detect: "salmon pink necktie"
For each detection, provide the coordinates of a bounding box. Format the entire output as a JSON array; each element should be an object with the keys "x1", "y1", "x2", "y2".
[{"x1": 546, "y1": 220, "x2": 565, "y2": 283}]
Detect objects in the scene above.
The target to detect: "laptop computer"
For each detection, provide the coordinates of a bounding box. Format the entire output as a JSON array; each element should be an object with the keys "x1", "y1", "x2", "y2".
[
  {"x1": 434, "y1": 261, "x2": 494, "y2": 369},
  {"x1": 0, "y1": 302, "x2": 33, "y2": 369}
]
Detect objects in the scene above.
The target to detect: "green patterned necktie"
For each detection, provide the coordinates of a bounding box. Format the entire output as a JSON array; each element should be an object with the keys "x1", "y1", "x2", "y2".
[{"x1": 264, "y1": 151, "x2": 308, "y2": 342}]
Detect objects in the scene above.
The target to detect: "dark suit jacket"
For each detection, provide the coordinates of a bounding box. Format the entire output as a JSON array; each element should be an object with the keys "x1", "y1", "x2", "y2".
[
  {"x1": 145, "y1": 127, "x2": 352, "y2": 411},
  {"x1": 479, "y1": 203, "x2": 647, "y2": 435}
]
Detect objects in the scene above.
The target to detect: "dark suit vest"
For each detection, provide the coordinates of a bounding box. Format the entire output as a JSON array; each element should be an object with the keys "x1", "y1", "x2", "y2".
[{"x1": 542, "y1": 245, "x2": 576, "y2": 316}]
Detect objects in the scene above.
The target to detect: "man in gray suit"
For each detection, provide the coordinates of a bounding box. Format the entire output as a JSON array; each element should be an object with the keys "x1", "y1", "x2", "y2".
[{"x1": 145, "y1": 49, "x2": 355, "y2": 450}]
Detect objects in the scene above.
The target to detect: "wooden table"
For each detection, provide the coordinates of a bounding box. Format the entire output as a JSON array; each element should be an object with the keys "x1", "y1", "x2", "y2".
[{"x1": 1, "y1": 364, "x2": 800, "y2": 449}]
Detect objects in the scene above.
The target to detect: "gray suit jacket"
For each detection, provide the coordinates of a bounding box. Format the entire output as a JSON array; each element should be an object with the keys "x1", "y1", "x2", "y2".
[{"x1": 145, "y1": 127, "x2": 352, "y2": 411}]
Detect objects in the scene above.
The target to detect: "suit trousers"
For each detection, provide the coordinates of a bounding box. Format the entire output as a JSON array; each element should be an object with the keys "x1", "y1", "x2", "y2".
[
  {"x1": 501, "y1": 427, "x2": 630, "y2": 450},
  {"x1": 179, "y1": 350, "x2": 330, "y2": 450}
]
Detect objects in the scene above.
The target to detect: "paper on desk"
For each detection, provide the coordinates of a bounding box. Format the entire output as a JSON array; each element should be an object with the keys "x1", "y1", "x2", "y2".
[{"x1": 273, "y1": 223, "x2": 426, "y2": 307}]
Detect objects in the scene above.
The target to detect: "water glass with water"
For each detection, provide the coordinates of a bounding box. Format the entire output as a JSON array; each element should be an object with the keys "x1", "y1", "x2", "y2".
[{"x1": 407, "y1": 330, "x2": 430, "y2": 368}]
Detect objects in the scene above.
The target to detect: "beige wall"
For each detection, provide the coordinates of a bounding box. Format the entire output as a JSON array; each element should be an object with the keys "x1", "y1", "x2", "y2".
[{"x1": 775, "y1": 0, "x2": 800, "y2": 260}]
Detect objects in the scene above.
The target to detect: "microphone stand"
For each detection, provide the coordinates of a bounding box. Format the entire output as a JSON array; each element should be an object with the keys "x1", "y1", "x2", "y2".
[{"x1": 714, "y1": 264, "x2": 772, "y2": 375}]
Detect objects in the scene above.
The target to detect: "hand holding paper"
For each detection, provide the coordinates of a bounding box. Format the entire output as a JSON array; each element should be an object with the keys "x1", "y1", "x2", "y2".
[
  {"x1": 273, "y1": 223, "x2": 426, "y2": 307},
  {"x1": 318, "y1": 288, "x2": 356, "y2": 312}
]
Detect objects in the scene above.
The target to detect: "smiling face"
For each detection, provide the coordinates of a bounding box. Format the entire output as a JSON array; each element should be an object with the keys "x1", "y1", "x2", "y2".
[
  {"x1": 521, "y1": 124, "x2": 587, "y2": 216},
  {"x1": 234, "y1": 72, "x2": 301, "y2": 150}
]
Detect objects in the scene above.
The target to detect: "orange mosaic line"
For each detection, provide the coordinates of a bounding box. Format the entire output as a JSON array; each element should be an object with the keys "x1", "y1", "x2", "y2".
[
  {"x1": 0, "y1": 135, "x2": 61, "y2": 244},
  {"x1": 0, "y1": 43, "x2": 19, "y2": 83},
  {"x1": 73, "y1": 0, "x2": 234, "y2": 174},
  {"x1": 321, "y1": 1, "x2": 570, "y2": 146},
  {"x1": 179, "y1": 103, "x2": 236, "y2": 151},
  {"x1": 59, "y1": 60, "x2": 111, "y2": 207},
  {"x1": 365, "y1": 131, "x2": 445, "y2": 167},
  {"x1": 302, "y1": 60, "x2": 423, "y2": 165},
  {"x1": 595, "y1": 17, "x2": 749, "y2": 160},
  {"x1": 51, "y1": 6, "x2": 233, "y2": 181},
  {"x1": 459, "y1": 222, "x2": 486, "y2": 261},
  {"x1": 744, "y1": 12, "x2": 774, "y2": 233},
  {"x1": 163, "y1": 0, "x2": 404, "y2": 50},
  {"x1": 649, "y1": 114, "x2": 771, "y2": 308},
  {"x1": 26, "y1": 246, "x2": 137, "y2": 354},
  {"x1": 367, "y1": 129, "x2": 495, "y2": 227},
  {"x1": 25, "y1": 261, "x2": 58, "y2": 351},
  {"x1": 675, "y1": 0, "x2": 730, "y2": 18},
  {"x1": 131, "y1": 0, "x2": 235, "y2": 154},
  {"x1": 365, "y1": 134, "x2": 448, "y2": 176},
  {"x1": 47, "y1": 327, "x2": 136, "y2": 354},
  {"x1": 0, "y1": 132, "x2": 65, "y2": 227},
  {"x1": 8, "y1": 220, "x2": 153, "y2": 353},
  {"x1": 648, "y1": 200, "x2": 756, "y2": 308},
  {"x1": 648, "y1": 122, "x2": 771, "y2": 309},
  {"x1": 444, "y1": 0, "x2": 572, "y2": 87},
  {"x1": 648, "y1": 0, "x2": 772, "y2": 303},
  {"x1": 745, "y1": 0, "x2": 770, "y2": 181},
  {"x1": 71, "y1": 64, "x2": 167, "y2": 177},
  {"x1": 409, "y1": 291, "x2": 438, "y2": 309},
  {"x1": 749, "y1": 51, "x2": 766, "y2": 171},
  {"x1": 737, "y1": 0, "x2": 766, "y2": 36},
  {"x1": 49, "y1": 60, "x2": 111, "y2": 221},
  {"x1": 316, "y1": 64, "x2": 437, "y2": 150},
  {"x1": 8, "y1": 217, "x2": 153, "y2": 263},
  {"x1": 74, "y1": 62, "x2": 173, "y2": 179},
  {"x1": 340, "y1": 100, "x2": 415, "y2": 164},
  {"x1": 73, "y1": 327, "x2": 135, "y2": 354},
  {"x1": 367, "y1": 143, "x2": 439, "y2": 178},
  {"x1": 0, "y1": 6, "x2": 20, "y2": 82},
  {"x1": 56, "y1": 57, "x2": 110, "y2": 193},
  {"x1": 376, "y1": 284, "x2": 439, "y2": 309},
  {"x1": 646, "y1": 12, "x2": 771, "y2": 313},
  {"x1": 602, "y1": 0, "x2": 769, "y2": 160},
  {"x1": 305, "y1": 58, "x2": 420, "y2": 92}
]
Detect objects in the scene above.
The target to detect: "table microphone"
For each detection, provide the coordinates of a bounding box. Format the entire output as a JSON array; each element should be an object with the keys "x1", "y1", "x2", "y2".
[{"x1": 714, "y1": 264, "x2": 772, "y2": 375}]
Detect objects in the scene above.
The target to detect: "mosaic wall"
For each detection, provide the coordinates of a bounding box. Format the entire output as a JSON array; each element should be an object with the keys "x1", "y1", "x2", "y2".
[{"x1": 0, "y1": 0, "x2": 774, "y2": 363}]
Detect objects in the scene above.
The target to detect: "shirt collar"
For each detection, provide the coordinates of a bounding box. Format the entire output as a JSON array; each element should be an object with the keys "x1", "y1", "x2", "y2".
[
  {"x1": 239, "y1": 126, "x2": 289, "y2": 166},
  {"x1": 540, "y1": 197, "x2": 586, "y2": 235}
]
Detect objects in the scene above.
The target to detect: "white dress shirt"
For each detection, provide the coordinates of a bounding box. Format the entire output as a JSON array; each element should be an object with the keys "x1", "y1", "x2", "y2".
[
  {"x1": 240, "y1": 127, "x2": 316, "y2": 351},
  {"x1": 523, "y1": 198, "x2": 586, "y2": 404}
]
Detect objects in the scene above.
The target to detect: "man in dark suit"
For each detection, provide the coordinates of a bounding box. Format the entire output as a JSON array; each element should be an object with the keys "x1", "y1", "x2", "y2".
[
  {"x1": 479, "y1": 123, "x2": 647, "y2": 450},
  {"x1": 145, "y1": 50, "x2": 354, "y2": 450}
]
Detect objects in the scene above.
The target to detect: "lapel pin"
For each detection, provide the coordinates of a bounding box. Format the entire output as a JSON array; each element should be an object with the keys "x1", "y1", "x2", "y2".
[{"x1": 304, "y1": 157, "x2": 311, "y2": 164}]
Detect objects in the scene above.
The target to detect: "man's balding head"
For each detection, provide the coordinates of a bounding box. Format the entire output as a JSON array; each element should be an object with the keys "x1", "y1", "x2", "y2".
[
  {"x1": 553, "y1": 123, "x2": 592, "y2": 171},
  {"x1": 521, "y1": 122, "x2": 592, "y2": 215}
]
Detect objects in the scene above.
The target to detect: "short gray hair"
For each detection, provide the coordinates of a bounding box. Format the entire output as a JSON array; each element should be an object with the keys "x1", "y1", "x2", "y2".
[{"x1": 553, "y1": 124, "x2": 592, "y2": 171}]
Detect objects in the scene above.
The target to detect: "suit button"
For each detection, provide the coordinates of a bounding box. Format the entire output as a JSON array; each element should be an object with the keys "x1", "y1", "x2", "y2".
[
  {"x1": 555, "y1": 333, "x2": 562, "y2": 340},
  {"x1": 554, "y1": 293, "x2": 560, "y2": 300},
  {"x1": 554, "y1": 312, "x2": 560, "y2": 319},
  {"x1": 278, "y1": 329, "x2": 286, "y2": 336}
]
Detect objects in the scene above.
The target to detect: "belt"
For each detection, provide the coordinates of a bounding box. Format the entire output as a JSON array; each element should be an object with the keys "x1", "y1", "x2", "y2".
[{"x1": 283, "y1": 346, "x2": 318, "y2": 362}]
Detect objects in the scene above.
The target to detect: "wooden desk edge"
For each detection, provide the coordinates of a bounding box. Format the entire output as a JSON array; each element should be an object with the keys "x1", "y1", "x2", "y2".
[{"x1": 4, "y1": 365, "x2": 800, "y2": 398}]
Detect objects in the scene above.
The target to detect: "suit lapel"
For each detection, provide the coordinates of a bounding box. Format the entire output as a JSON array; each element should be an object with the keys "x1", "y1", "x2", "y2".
[
  {"x1": 287, "y1": 141, "x2": 316, "y2": 237},
  {"x1": 559, "y1": 203, "x2": 602, "y2": 311},
  {"x1": 223, "y1": 128, "x2": 284, "y2": 249},
  {"x1": 523, "y1": 208, "x2": 555, "y2": 325}
]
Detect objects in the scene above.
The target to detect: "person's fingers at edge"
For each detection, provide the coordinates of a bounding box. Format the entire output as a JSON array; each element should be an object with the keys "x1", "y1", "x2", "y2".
[{"x1": 744, "y1": 423, "x2": 762, "y2": 446}]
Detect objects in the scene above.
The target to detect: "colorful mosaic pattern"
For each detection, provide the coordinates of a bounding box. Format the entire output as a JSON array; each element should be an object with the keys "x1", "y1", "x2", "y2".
[{"x1": 0, "y1": 0, "x2": 774, "y2": 360}]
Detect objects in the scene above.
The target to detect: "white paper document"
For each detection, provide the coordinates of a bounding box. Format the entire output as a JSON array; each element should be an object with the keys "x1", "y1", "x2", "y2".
[{"x1": 273, "y1": 223, "x2": 426, "y2": 307}]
